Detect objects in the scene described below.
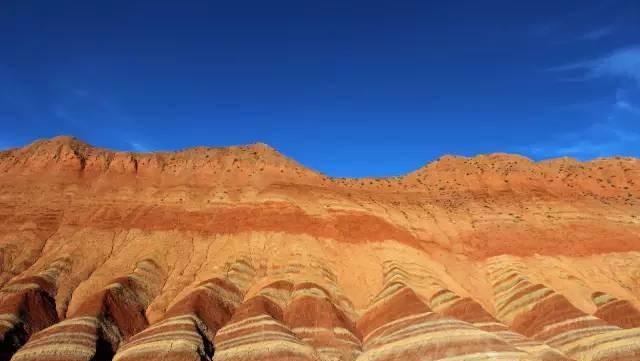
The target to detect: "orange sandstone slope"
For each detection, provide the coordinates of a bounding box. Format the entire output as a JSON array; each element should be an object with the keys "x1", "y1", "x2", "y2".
[{"x1": 1, "y1": 135, "x2": 640, "y2": 361}]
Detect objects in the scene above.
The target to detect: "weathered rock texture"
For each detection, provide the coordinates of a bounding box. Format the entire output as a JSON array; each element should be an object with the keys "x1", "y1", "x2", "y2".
[{"x1": 1, "y1": 135, "x2": 640, "y2": 360}]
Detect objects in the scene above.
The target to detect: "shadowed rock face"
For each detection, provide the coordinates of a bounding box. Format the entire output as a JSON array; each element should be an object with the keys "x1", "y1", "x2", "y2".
[
  {"x1": 113, "y1": 261, "x2": 250, "y2": 361},
  {"x1": 0, "y1": 258, "x2": 70, "y2": 361},
  {"x1": 10, "y1": 259, "x2": 166, "y2": 361},
  {"x1": 2, "y1": 136, "x2": 640, "y2": 360}
]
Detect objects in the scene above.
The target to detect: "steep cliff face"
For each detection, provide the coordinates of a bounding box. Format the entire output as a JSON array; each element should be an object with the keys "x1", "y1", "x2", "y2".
[{"x1": 1, "y1": 136, "x2": 639, "y2": 361}]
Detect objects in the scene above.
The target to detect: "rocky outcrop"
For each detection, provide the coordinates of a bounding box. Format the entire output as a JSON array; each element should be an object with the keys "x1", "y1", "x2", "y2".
[
  {"x1": 591, "y1": 291, "x2": 640, "y2": 329},
  {"x1": 113, "y1": 258, "x2": 253, "y2": 361},
  {"x1": 11, "y1": 259, "x2": 165, "y2": 361},
  {"x1": 1, "y1": 136, "x2": 640, "y2": 360},
  {"x1": 285, "y1": 282, "x2": 362, "y2": 361},
  {"x1": 0, "y1": 257, "x2": 70, "y2": 361},
  {"x1": 214, "y1": 281, "x2": 318, "y2": 361},
  {"x1": 487, "y1": 256, "x2": 640, "y2": 360},
  {"x1": 357, "y1": 283, "x2": 527, "y2": 360}
]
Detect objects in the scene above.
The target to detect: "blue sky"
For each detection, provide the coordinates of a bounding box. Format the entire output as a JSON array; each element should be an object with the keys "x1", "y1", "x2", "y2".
[{"x1": 1, "y1": 1, "x2": 639, "y2": 177}]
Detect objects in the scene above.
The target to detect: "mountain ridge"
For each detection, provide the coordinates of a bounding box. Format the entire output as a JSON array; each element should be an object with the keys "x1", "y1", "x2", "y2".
[
  {"x1": 3, "y1": 135, "x2": 639, "y2": 180},
  {"x1": 1, "y1": 135, "x2": 640, "y2": 361}
]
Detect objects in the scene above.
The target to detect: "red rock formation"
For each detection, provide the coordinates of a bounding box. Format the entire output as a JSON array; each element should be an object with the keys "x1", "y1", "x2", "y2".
[
  {"x1": 213, "y1": 282, "x2": 319, "y2": 361},
  {"x1": 488, "y1": 256, "x2": 640, "y2": 360},
  {"x1": 11, "y1": 259, "x2": 165, "y2": 361},
  {"x1": 1, "y1": 136, "x2": 640, "y2": 360},
  {"x1": 592, "y1": 292, "x2": 640, "y2": 329},
  {"x1": 357, "y1": 282, "x2": 527, "y2": 360},
  {"x1": 284, "y1": 282, "x2": 362, "y2": 361},
  {"x1": 359, "y1": 262, "x2": 521, "y2": 359},
  {"x1": 113, "y1": 258, "x2": 252, "y2": 361},
  {"x1": 0, "y1": 258, "x2": 69, "y2": 360}
]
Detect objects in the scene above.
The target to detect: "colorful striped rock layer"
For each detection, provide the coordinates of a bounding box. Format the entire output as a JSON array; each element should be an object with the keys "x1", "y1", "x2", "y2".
[{"x1": 1, "y1": 136, "x2": 640, "y2": 360}]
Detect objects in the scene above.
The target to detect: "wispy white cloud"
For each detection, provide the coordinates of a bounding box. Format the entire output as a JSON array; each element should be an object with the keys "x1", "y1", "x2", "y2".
[
  {"x1": 580, "y1": 26, "x2": 614, "y2": 41},
  {"x1": 128, "y1": 141, "x2": 150, "y2": 152},
  {"x1": 615, "y1": 100, "x2": 640, "y2": 115},
  {"x1": 523, "y1": 97, "x2": 640, "y2": 159},
  {"x1": 522, "y1": 117, "x2": 640, "y2": 159},
  {"x1": 615, "y1": 93, "x2": 640, "y2": 115},
  {"x1": 551, "y1": 46, "x2": 640, "y2": 84},
  {"x1": 49, "y1": 85, "x2": 156, "y2": 152},
  {"x1": 529, "y1": 47, "x2": 640, "y2": 159},
  {"x1": 592, "y1": 47, "x2": 640, "y2": 84}
]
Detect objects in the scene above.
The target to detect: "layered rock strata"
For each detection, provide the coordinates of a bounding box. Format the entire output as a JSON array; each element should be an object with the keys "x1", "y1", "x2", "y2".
[{"x1": 1, "y1": 136, "x2": 640, "y2": 360}]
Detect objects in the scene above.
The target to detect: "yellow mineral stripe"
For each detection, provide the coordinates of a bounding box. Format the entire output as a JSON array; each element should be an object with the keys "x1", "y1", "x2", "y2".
[
  {"x1": 359, "y1": 330, "x2": 515, "y2": 361},
  {"x1": 214, "y1": 339, "x2": 316, "y2": 361},
  {"x1": 545, "y1": 326, "x2": 620, "y2": 347},
  {"x1": 114, "y1": 339, "x2": 201, "y2": 361},
  {"x1": 531, "y1": 315, "x2": 601, "y2": 340},
  {"x1": 12, "y1": 344, "x2": 96, "y2": 360},
  {"x1": 498, "y1": 288, "x2": 554, "y2": 321},
  {"x1": 557, "y1": 328, "x2": 640, "y2": 356},
  {"x1": 362, "y1": 311, "x2": 433, "y2": 343}
]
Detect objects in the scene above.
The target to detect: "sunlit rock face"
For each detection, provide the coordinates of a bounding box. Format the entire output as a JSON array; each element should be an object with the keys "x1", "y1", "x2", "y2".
[{"x1": 1, "y1": 136, "x2": 640, "y2": 361}]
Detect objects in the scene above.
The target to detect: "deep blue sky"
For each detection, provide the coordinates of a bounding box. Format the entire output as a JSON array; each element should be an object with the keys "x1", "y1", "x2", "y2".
[{"x1": 1, "y1": 1, "x2": 639, "y2": 177}]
